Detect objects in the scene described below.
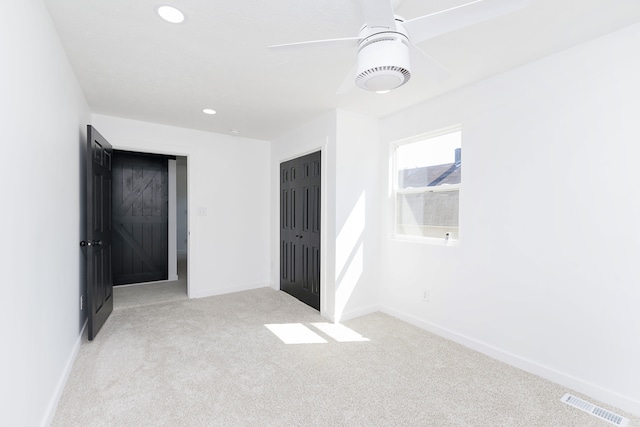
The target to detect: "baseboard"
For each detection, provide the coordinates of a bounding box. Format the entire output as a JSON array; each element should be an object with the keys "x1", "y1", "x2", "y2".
[
  {"x1": 190, "y1": 281, "x2": 270, "y2": 299},
  {"x1": 379, "y1": 305, "x2": 640, "y2": 418},
  {"x1": 335, "y1": 304, "x2": 380, "y2": 323},
  {"x1": 41, "y1": 319, "x2": 87, "y2": 427},
  {"x1": 116, "y1": 278, "x2": 177, "y2": 287}
]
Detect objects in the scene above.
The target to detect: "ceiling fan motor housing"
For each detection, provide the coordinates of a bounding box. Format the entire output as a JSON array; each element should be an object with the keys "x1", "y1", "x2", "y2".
[{"x1": 356, "y1": 32, "x2": 411, "y2": 91}]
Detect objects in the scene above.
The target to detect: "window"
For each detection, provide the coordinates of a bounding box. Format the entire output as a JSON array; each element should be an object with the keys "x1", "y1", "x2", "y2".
[{"x1": 393, "y1": 127, "x2": 461, "y2": 242}]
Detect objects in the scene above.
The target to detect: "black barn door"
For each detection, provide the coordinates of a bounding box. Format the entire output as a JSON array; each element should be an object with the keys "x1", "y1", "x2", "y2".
[
  {"x1": 112, "y1": 152, "x2": 168, "y2": 285},
  {"x1": 280, "y1": 151, "x2": 321, "y2": 310},
  {"x1": 85, "y1": 126, "x2": 114, "y2": 341}
]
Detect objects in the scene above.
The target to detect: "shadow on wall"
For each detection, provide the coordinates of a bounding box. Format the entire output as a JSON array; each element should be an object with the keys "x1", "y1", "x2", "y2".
[{"x1": 176, "y1": 157, "x2": 188, "y2": 259}]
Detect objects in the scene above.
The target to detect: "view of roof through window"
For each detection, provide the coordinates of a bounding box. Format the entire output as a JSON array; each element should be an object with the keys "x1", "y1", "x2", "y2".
[{"x1": 397, "y1": 130, "x2": 461, "y2": 189}]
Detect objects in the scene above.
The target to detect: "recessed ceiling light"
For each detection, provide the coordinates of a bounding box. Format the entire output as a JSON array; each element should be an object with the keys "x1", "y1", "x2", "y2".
[
  {"x1": 230, "y1": 129, "x2": 240, "y2": 135},
  {"x1": 157, "y1": 5, "x2": 185, "y2": 24},
  {"x1": 376, "y1": 90, "x2": 391, "y2": 94},
  {"x1": 202, "y1": 108, "x2": 216, "y2": 115}
]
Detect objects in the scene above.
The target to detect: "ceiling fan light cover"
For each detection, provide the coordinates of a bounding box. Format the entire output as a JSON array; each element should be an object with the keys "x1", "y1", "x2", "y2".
[{"x1": 356, "y1": 36, "x2": 411, "y2": 91}]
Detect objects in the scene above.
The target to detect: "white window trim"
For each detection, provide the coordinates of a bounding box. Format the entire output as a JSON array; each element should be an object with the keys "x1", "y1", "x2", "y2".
[
  {"x1": 396, "y1": 183, "x2": 460, "y2": 195},
  {"x1": 391, "y1": 125, "x2": 461, "y2": 246}
]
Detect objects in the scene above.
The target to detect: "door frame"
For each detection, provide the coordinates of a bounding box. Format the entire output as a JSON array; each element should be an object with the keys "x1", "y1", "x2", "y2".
[
  {"x1": 280, "y1": 151, "x2": 322, "y2": 310},
  {"x1": 276, "y1": 147, "x2": 329, "y2": 319},
  {"x1": 110, "y1": 145, "x2": 192, "y2": 297}
]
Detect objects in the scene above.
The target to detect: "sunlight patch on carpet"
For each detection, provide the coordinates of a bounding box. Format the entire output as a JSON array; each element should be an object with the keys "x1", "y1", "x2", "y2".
[
  {"x1": 311, "y1": 322, "x2": 370, "y2": 342},
  {"x1": 265, "y1": 323, "x2": 327, "y2": 344}
]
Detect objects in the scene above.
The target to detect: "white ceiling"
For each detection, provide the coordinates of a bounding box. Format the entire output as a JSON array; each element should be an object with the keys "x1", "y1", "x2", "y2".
[{"x1": 43, "y1": 0, "x2": 640, "y2": 140}]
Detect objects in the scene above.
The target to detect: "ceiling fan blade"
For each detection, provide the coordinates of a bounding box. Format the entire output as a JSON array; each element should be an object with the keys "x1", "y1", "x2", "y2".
[
  {"x1": 269, "y1": 36, "x2": 360, "y2": 50},
  {"x1": 410, "y1": 44, "x2": 451, "y2": 82},
  {"x1": 403, "y1": 0, "x2": 529, "y2": 45},
  {"x1": 359, "y1": 0, "x2": 397, "y2": 30}
]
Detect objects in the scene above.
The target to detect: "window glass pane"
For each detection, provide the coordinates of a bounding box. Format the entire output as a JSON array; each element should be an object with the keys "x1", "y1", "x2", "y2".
[
  {"x1": 394, "y1": 128, "x2": 461, "y2": 240},
  {"x1": 396, "y1": 190, "x2": 459, "y2": 239},
  {"x1": 397, "y1": 131, "x2": 461, "y2": 189}
]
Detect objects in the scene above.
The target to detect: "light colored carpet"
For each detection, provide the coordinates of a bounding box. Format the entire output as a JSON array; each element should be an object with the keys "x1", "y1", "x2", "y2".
[
  {"x1": 112, "y1": 258, "x2": 188, "y2": 310},
  {"x1": 112, "y1": 280, "x2": 187, "y2": 311},
  {"x1": 53, "y1": 288, "x2": 638, "y2": 426}
]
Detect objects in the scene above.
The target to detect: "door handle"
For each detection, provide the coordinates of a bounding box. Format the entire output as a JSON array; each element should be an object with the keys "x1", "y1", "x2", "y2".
[{"x1": 80, "y1": 240, "x2": 102, "y2": 247}]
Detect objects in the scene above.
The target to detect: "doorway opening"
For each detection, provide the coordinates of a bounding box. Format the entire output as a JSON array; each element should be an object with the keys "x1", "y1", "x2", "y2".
[{"x1": 111, "y1": 151, "x2": 188, "y2": 309}]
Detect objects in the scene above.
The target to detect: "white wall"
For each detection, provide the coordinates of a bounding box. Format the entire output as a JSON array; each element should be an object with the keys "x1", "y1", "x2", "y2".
[
  {"x1": 0, "y1": 1, "x2": 91, "y2": 425},
  {"x1": 334, "y1": 110, "x2": 380, "y2": 320},
  {"x1": 378, "y1": 23, "x2": 640, "y2": 416},
  {"x1": 270, "y1": 110, "x2": 380, "y2": 322},
  {"x1": 176, "y1": 157, "x2": 188, "y2": 255},
  {"x1": 92, "y1": 115, "x2": 271, "y2": 299}
]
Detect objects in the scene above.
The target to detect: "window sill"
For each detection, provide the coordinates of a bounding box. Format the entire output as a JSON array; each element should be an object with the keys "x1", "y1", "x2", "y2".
[{"x1": 391, "y1": 235, "x2": 460, "y2": 247}]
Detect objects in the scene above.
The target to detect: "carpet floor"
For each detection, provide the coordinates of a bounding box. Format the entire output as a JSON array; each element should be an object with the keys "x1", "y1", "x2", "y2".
[
  {"x1": 52, "y1": 287, "x2": 638, "y2": 426},
  {"x1": 111, "y1": 257, "x2": 188, "y2": 311}
]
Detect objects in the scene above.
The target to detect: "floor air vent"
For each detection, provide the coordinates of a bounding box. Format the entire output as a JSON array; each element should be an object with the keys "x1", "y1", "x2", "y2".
[{"x1": 561, "y1": 393, "x2": 629, "y2": 426}]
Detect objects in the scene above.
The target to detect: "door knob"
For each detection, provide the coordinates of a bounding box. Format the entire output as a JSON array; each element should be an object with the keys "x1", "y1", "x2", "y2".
[
  {"x1": 92, "y1": 240, "x2": 102, "y2": 247},
  {"x1": 80, "y1": 241, "x2": 87, "y2": 247},
  {"x1": 80, "y1": 240, "x2": 102, "y2": 247}
]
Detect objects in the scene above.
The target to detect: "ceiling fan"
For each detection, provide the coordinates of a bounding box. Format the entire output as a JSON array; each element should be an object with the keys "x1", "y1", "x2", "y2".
[{"x1": 269, "y1": 0, "x2": 528, "y2": 92}]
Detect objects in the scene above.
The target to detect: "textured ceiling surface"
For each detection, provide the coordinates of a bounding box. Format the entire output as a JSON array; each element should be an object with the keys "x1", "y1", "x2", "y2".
[{"x1": 43, "y1": 0, "x2": 640, "y2": 140}]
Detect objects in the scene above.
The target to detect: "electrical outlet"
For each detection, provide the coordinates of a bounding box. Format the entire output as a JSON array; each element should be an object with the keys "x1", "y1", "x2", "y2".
[
  {"x1": 80, "y1": 295, "x2": 83, "y2": 311},
  {"x1": 422, "y1": 290, "x2": 429, "y2": 302}
]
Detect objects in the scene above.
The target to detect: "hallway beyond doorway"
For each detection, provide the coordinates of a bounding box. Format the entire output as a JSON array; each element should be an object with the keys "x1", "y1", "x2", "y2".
[{"x1": 113, "y1": 256, "x2": 187, "y2": 310}]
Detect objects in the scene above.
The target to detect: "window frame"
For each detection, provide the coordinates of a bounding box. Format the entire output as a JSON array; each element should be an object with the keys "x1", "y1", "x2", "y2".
[{"x1": 391, "y1": 125, "x2": 462, "y2": 245}]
